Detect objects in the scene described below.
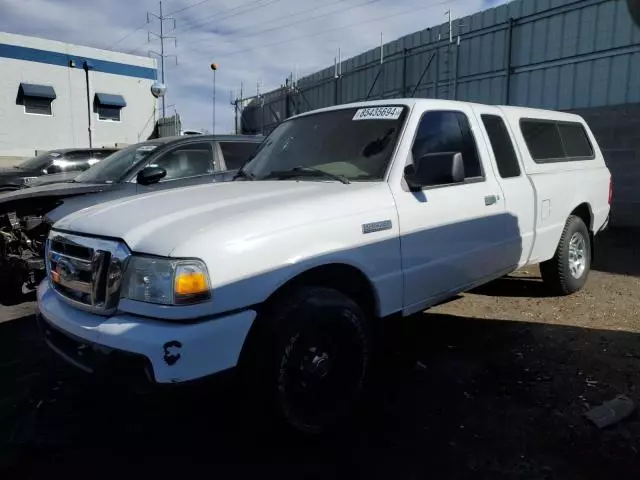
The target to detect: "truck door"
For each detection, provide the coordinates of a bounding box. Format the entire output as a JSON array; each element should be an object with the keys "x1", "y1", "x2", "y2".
[
  {"x1": 391, "y1": 106, "x2": 518, "y2": 315},
  {"x1": 471, "y1": 105, "x2": 536, "y2": 269}
]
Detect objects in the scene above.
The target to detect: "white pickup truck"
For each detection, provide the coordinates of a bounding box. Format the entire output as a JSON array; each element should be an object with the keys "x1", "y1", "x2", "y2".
[{"x1": 37, "y1": 99, "x2": 611, "y2": 434}]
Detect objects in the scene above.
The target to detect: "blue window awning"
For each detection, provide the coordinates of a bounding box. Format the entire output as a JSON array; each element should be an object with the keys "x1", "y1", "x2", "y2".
[
  {"x1": 95, "y1": 93, "x2": 126, "y2": 108},
  {"x1": 19, "y1": 83, "x2": 56, "y2": 99}
]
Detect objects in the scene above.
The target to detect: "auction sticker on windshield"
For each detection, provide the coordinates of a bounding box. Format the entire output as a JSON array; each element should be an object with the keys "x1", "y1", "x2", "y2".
[{"x1": 352, "y1": 106, "x2": 403, "y2": 121}]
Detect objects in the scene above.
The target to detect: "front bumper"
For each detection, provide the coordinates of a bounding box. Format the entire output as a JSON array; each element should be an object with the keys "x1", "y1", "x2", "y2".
[{"x1": 37, "y1": 281, "x2": 256, "y2": 384}]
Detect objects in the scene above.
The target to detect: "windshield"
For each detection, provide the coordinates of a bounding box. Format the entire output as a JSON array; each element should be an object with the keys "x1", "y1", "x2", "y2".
[
  {"x1": 17, "y1": 151, "x2": 62, "y2": 171},
  {"x1": 241, "y1": 106, "x2": 407, "y2": 182},
  {"x1": 75, "y1": 143, "x2": 160, "y2": 183}
]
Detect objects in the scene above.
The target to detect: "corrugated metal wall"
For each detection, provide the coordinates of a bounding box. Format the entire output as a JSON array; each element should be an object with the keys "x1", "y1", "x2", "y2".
[
  {"x1": 241, "y1": 0, "x2": 640, "y2": 133},
  {"x1": 240, "y1": 0, "x2": 640, "y2": 227}
]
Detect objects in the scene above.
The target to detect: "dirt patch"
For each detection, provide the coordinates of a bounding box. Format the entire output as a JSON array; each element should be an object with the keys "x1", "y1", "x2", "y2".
[{"x1": 0, "y1": 229, "x2": 639, "y2": 479}]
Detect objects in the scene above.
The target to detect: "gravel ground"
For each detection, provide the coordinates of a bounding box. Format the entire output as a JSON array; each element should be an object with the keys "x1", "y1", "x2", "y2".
[{"x1": 0, "y1": 228, "x2": 638, "y2": 479}]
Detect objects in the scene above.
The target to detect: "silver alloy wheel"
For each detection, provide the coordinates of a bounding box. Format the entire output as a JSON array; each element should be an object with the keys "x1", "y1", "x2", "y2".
[{"x1": 568, "y1": 232, "x2": 587, "y2": 279}]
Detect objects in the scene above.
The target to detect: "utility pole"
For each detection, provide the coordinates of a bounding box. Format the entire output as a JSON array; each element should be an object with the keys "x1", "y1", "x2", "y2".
[
  {"x1": 210, "y1": 63, "x2": 218, "y2": 135},
  {"x1": 230, "y1": 82, "x2": 244, "y2": 135},
  {"x1": 257, "y1": 79, "x2": 265, "y2": 135},
  {"x1": 148, "y1": 1, "x2": 177, "y2": 119}
]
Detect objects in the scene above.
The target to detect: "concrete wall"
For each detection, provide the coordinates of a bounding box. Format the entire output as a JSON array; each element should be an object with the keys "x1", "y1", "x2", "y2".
[
  {"x1": 0, "y1": 32, "x2": 158, "y2": 161},
  {"x1": 572, "y1": 104, "x2": 640, "y2": 227}
]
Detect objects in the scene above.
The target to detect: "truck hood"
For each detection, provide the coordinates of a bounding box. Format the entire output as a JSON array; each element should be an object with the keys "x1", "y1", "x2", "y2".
[{"x1": 54, "y1": 180, "x2": 395, "y2": 256}]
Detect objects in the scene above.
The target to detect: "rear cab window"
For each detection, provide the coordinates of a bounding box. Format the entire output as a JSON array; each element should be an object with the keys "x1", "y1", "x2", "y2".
[{"x1": 520, "y1": 119, "x2": 594, "y2": 163}]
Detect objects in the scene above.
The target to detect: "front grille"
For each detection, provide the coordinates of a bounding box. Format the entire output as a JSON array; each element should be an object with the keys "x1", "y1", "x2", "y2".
[{"x1": 46, "y1": 230, "x2": 131, "y2": 314}]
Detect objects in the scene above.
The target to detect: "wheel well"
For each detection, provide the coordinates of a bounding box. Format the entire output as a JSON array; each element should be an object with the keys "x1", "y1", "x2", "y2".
[
  {"x1": 268, "y1": 264, "x2": 379, "y2": 319},
  {"x1": 571, "y1": 203, "x2": 594, "y2": 262},
  {"x1": 238, "y1": 264, "x2": 380, "y2": 370},
  {"x1": 571, "y1": 203, "x2": 593, "y2": 232}
]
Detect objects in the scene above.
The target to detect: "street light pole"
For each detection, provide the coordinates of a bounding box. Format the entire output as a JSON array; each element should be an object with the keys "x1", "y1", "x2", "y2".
[{"x1": 211, "y1": 63, "x2": 218, "y2": 135}]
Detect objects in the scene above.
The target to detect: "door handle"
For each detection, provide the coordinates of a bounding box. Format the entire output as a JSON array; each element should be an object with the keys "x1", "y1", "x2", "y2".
[{"x1": 484, "y1": 194, "x2": 500, "y2": 206}]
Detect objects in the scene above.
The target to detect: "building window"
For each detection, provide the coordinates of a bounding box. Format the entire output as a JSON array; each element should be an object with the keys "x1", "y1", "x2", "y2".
[
  {"x1": 97, "y1": 105, "x2": 121, "y2": 121},
  {"x1": 94, "y1": 93, "x2": 126, "y2": 122},
  {"x1": 19, "y1": 83, "x2": 56, "y2": 116}
]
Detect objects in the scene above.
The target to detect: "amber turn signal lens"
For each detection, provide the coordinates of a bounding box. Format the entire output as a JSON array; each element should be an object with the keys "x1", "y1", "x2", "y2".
[{"x1": 175, "y1": 271, "x2": 208, "y2": 295}]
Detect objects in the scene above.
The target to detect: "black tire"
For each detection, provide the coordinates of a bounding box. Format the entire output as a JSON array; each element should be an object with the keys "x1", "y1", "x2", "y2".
[
  {"x1": 240, "y1": 286, "x2": 372, "y2": 435},
  {"x1": 540, "y1": 215, "x2": 591, "y2": 295}
]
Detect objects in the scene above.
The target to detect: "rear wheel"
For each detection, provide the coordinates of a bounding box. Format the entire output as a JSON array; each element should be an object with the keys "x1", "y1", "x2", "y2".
[
  {"x1": 540, "y1": 215, "x2": 591, "y2": 295},
  {"x1": 241, "y1": 286, "x2": 372, "y2": 435}
]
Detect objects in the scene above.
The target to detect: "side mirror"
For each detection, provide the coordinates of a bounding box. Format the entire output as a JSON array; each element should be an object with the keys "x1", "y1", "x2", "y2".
[
  {"x1": 404, "y1": 152, "x2": 465, "y2": 191},
  {"x1": 137, "y1": 166, "x2": 166, "y2": 185},
  {"x1": 45, "y1": 163, "x2": 61, "y2": 175}
]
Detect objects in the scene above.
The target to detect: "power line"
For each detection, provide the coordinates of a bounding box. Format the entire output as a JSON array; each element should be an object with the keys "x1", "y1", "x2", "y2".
[
  {"x1": 108, "y1": 21, "x2": 148, "y2": 49},
  {"x1": 176, "y1": 0, "x2": 279, "y2": 35},
  {"x1": 217, "y1": 0, "x2": 458, "y2": 58},
  {"x1": 180, "y1": 0, "x2": 346, "y2": 44},
  {"x1": 181, "y1": 0, "x2": 380, "y2": 48},
  {"x1": 165, "y1": 0, "x2": 214, "y2": 16},
  {"x1": 126, "y1": 0, "x2": 271, "y2": 54}
]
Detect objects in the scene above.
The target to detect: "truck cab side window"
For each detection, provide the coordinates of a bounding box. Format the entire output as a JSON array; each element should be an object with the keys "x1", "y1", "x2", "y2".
[
  {"x1": 481, "y1": 115, "x2": 521, "y2": 178},
  {"x1": 412, "y1": 111, "x2": 483, "y2": 181}
]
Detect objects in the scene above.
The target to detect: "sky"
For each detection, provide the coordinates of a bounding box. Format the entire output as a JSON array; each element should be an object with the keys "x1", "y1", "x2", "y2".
[{"x1": 1, "y1": 0, "x2": 508, "y2": 133}]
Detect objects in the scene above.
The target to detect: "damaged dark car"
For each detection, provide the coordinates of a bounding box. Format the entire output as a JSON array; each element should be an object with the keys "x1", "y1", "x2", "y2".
[
  {"x1": 0, "y1": 134, "x2": 262, "y2": 304},
  {"x1": 0, "y1": 148, "x2": 118, "y2": 191}
]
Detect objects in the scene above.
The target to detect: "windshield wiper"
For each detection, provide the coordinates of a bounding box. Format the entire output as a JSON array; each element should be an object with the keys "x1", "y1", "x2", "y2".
[
  {"x1": 266, "y1": 166, "x2": 350, "y2": 184},
  {"x1": 232, "y1": 168, "x2": 255, "y2": 181}
]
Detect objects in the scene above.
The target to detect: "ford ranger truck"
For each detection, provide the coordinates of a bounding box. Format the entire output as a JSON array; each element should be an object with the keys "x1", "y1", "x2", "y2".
[{"x1": 37, "y1": 99, "x2": 611, "y2": 434}]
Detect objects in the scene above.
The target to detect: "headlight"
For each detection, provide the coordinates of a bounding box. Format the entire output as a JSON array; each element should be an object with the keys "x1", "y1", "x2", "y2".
[{"x1": 121, "y1": 256, "x2": 211, "y2": 305}]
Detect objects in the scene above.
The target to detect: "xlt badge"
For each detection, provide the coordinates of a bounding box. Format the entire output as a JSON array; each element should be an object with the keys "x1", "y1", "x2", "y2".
[{"x1": 362, "y1": 220, "x2": 392, "y2": 234}]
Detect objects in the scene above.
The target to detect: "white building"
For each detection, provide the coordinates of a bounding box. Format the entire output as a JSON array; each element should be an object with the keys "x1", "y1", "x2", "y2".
[{"x1": 0, "y1": 32, "x2": 158, "y2": 163}]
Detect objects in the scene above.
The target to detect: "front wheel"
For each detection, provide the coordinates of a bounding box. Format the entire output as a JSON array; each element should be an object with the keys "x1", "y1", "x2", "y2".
[
  {"x1": 242, "y1": 287, "x2": 372, "y2": 435},
  {"x1": 540, "y1": 215, "x2": 591, "y2": 295}
]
